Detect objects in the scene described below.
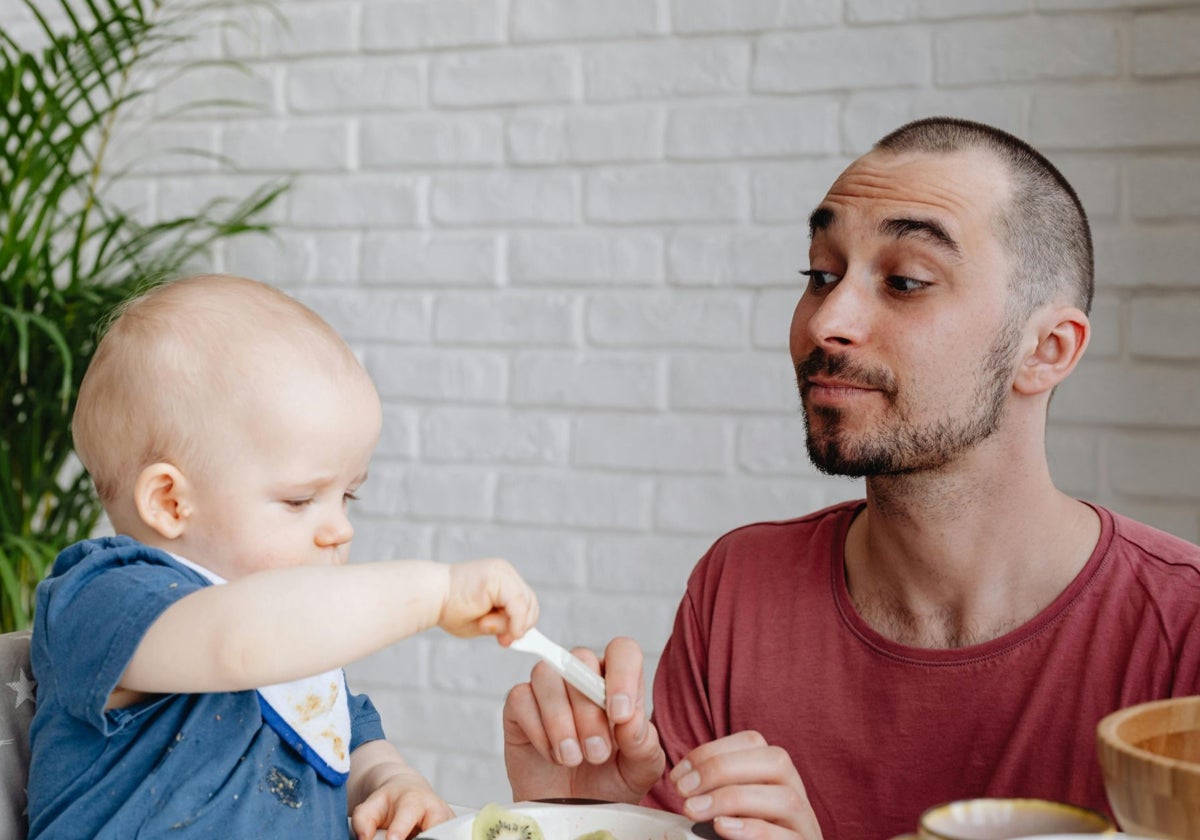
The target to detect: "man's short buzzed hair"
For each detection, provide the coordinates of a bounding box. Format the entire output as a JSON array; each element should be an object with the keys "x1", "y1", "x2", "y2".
[{"x1": 875, "y1": 116, "x2": 1094, "y2": 317}]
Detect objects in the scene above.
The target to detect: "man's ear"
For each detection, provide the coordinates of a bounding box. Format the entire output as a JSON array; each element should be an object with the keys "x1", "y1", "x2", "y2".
[
  {"x1": 1013, "y1": 305, "x2": 1090, "y2": 396},
  {"x1": 133, "y1": 463, "x2": 192, "y2": 540}
]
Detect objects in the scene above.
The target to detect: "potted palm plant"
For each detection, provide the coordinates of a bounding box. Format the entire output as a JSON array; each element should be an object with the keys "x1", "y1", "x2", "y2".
[{"x1": 1, "y1": 0, "x2": 286, "y2": 631}]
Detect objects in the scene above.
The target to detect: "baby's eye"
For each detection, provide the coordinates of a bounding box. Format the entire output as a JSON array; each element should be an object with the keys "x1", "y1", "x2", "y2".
[
  {"x1": 283, "y1": 498, "x2": 313, "y2": 509},
  {"x1": 886, "y1": 275, "x2": 928, "y2": 293},
  {"x1": 800, "y1": 269, "x2": 839, "y2": 291},
  {"x1": 343, "y1": 491, "x2": 360, "y2": 504}
]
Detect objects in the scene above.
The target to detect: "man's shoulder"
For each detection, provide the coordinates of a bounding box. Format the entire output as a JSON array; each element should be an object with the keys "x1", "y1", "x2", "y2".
[{"x1": 1105, "y1": 507, "x2": 1200, "y2": 569}]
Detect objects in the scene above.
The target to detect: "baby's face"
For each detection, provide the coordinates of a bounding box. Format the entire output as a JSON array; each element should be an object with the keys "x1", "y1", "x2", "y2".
[{"x1": 177, "y1": 365, "x2": 383, "y2": 581}]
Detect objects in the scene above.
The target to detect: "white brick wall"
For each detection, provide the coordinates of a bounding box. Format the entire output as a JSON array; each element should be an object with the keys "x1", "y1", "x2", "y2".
[{"x1": 7, "y1": 0, "x2": 1199, "y2": 810}]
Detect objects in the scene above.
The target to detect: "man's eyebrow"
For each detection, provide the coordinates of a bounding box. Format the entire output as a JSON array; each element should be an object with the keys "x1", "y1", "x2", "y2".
[
  {"x1": 808, "y1": 206, "x2": 835, "y2": 239},
  {"x1": 880, "y1": 216, "x2": 962, "y2": 257}
]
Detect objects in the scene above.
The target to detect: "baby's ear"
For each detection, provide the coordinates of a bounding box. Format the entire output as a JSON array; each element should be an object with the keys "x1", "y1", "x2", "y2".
[
  {"x1": 133, "y1": 463, "x2": 192, "y2": 540},
  {"x1": 1013, "y1": 305, "x2": 1090, "y2": 396}
]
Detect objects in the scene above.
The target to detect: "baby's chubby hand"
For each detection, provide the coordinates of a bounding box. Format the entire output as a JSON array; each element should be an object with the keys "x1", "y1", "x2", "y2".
[{"x1": 438, "y1": 558, "x2": 538, "y2": 645}]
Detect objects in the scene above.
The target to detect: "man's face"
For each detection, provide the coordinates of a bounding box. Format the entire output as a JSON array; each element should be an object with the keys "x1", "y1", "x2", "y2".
[{"x1": 789, "y1": 147, "x2": 1023, "y2": 477}]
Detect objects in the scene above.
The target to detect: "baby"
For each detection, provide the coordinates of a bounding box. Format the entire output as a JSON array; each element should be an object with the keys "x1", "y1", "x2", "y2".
[{"x1": 27, "y1": 274, "x2": 539, "y2": 840}]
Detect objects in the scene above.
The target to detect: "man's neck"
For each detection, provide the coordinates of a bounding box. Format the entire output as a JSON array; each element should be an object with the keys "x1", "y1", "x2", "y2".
[{"x1": 843, "y1": 450, "x2": 1101, "y2": 649}]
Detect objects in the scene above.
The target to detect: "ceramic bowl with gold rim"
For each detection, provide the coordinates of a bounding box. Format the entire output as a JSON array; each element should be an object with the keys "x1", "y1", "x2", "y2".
[{"x1": 917, "y1": 797, "x2": 1114, "y2": 840}]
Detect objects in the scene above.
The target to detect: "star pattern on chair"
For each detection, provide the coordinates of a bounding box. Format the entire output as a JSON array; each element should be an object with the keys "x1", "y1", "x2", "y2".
[{"x1": 6, "y1": 668, "x2": 35, "y2": 709}]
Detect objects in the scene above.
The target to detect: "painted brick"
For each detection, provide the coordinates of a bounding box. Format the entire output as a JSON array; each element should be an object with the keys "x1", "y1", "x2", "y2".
[
  {"x1": 753, "y1": 288, "x2": 802, "y2": 350},
  {"x1": 507, "y1": 106, "x2": 666, "y2": 165},
  {"x1": 1031, "y1": 83, "x2": 1200, "y2": 150},
  {"x1": 431, "y1": 172, "x2": 579, "y2": 226},
  {"x1": 1051, "y1": 155, "x2": 1121, "y2": 222},
  {"x1": 420, "y1": 407, "x2": 570, "y2": 465},
  {"x1": 1086, "y1": 296, "x2": 1122, "y2": 360},
  {"x1": 586, "y1": 165, "x2": 745, "y2": 223},
  {"x1": 434, "y1": 292, "x2": 579, "y2": 346},
  {"x1": 345, "y1": 638, "x2": 427, "y2": 691},
  {"x1": 361, "y1": 232, "x2": 499, "y2": 287},
  {"x1": 508, "y1": 230, "x2": 663, "y2": 285},
  {"x1": 753, "y1": 28, "x2": 930, "y2": 93},
  {"x1": 362, "y1": 347, "x2": 508, "y2": 404},
  {"x1": 1110, "y1": 434, "x2": 1200, "y2": 501},
  {"x1": 843, "y1": 90, "x2": 1027, "y2": 154},
  {"x1": 672, "y1": 0, "x2": 840, "y2": 33},
  {"x1": 1134, "y1": 12, "x2": 1200, "y2": 77},
  {"x1": 666, "y1": 98, "x2": 840, "y2": 160},
  {"x1": 512, "y1": 0, "x2": 662, "y2": 42},
  {"x1": 431, "y1": 48, "x2": 578, "y2": 108},
  {"x1": 750, "y1": 159, "x2": 853, "y2": 223},
  {"x1": 1107, "y1": 501, "x2": 1200, "y2": 545},
  {"x1": 1045, "y1": 426, "x2": 1100, "y2": 497},
  {"x1": 1093, "y1": 227, "x2": 1200, "y2": 291},
  {"x1": 736, "y1": 416, "x2": 822, "y2": 476},
  {"x1": 656, "y1": 476, "x2": 842, "y2": 535},
  {"x1": 288, "y1": 174, "x2": 421, "y2": 228},
  {"x1": 377, "y1": 404, "x2": 418, "y2": 460},
  {"x1": 225, "y1": 229, "x2": 361, "y2": 287},
  {"x1": 404, "y1": 466, "x2": 495, "y2": 520},
  {"x1": 156, "y1": 175, "x2": 288, "y2": 226},
  {"x1": 346, "y1": 517, "x2": 435, "y2": 561},
  {"x1": 511, "y1": 351, "x2": 663, "y2": 410},
  {"x1": 1037, "y1": 0, "x2": 1196, "y2": 10},
  {"x1": 296, "y1": 288, "x2": 429, "y2": 343},
  {"x1": 361, "y1": 115, "x2": 504, "y2": 167},
  {"x1": 224, "y1": 2, "x2": 359, "y2": 58},
  {"x1": 1053, "y1": 360, "x2": 1200, "y2": 427},
  {"x1": 1130, "y1": 158, "x2": 1200, "y2": 220},
  {"x1": 360, "y1": 0, "x2": 503, "y2": 51},
  {"x1": 564, "y1": 593, "x2": 679, "y2": 655},
  {"x1": 108, "y1": 122, "x2": 219, "y2": 176},
  {"x1": 583, "y1": 40, "x2": 751, "y2": 101},
  {"x1": 495, "y1": 473, "x2": 655, "y2": 531},
  {"x1": 586, "y1": 533, "x2": 711, "y2": 595},
  {"x1": 435, "y1": 525, "x2": 588, "y2": 588},
  {"x1": 855, "y1": 0, "x2": 1030, "y2": 23},
  {"x1": 934, "y1": 18, "x2": 1119, "y2": 86},
  {"x1": 367, "y1": 691, "x2": 503, "y2": 752},
  {"x1": 572, "y1": 414, "x2": 730, "y2": 473},
  {"x1": 667, "y1": 228, "x2": 810, "y2": 287},
  {"x1": 286, "y1": 57, "x2": 423, "y2": 114},
  {"x1": 221, "y1": 119, "x2": 350, "y2": 171},
  {"x1": 586, "y1": 291, "x2": 748, "y2": 348},
  {"x1": 1130, "y1": 297, "x2": 1200, "y2": 360},
  {"x1": 670, "y1": 353, "x2": 799, "y2": 412}
]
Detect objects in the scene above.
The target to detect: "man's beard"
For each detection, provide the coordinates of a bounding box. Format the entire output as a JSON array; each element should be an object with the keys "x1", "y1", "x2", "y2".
[{"x1": 797, "y1": 317, "x2": 1022, "y2": 477}]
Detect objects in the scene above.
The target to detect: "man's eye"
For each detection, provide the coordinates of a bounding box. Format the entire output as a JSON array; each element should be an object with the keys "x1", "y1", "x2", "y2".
[
  {"x1": 800, "y1": 269, "x2": 839, "y2": 290},
  {"x1": 886, "y1": 275, "x2": 928, "y2": 293}
]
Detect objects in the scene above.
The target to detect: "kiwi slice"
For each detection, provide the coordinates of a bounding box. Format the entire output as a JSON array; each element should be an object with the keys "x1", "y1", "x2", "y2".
[
  {"x1": 574, "y1": 831, "x2": 617, "y2": 840},
  {"x1": 471, "y1": 803, "x2": 547, "y2": 840}
]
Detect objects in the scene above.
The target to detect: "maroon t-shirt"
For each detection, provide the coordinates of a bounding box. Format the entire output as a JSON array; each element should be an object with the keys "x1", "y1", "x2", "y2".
[{"x1": 645, "y1": 500, "x2": 1200, "y2": 840}]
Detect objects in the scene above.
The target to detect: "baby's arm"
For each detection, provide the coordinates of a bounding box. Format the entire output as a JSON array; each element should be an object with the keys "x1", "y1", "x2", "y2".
[
  {"x1": 347, "y1": 740, "x2": 452, "y2": 840},
  {"x1": 116, "y1": 558, "x2": 537, "y2": 700}
]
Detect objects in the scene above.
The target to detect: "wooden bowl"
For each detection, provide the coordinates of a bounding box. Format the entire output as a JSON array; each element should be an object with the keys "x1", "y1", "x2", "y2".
[{"x1": 1096, "y1": 695, "x2": 1200, "y2": 838}]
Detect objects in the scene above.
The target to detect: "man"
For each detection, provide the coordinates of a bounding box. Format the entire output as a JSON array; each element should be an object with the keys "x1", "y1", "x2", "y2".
[{"x1": 501, "y1": 117, "x2": 1200, "y2": 840}]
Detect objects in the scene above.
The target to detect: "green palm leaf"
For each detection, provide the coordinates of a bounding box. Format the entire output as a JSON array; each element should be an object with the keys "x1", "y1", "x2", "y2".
[{"x1": 0, "y1": 0, "x2": 285, "y2": 632}]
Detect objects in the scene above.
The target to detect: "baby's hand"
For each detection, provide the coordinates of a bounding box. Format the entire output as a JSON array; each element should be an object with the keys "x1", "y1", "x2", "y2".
[
  {"x1": 350, "y1": 767, "x2": 453, "y2": 840},
  {"x1": 439, "y1": 558, "x2": 538, "y2": 645}
]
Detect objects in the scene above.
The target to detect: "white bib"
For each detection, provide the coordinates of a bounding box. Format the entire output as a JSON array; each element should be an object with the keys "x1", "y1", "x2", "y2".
[{"x1": 170, "y1": 554, "x2": 351, "y2": 786}]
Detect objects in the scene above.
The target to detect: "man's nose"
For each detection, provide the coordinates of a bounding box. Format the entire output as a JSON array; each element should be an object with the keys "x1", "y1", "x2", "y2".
[{"x1": 806, "y1": 275, "x2": 870, "y2": 349}]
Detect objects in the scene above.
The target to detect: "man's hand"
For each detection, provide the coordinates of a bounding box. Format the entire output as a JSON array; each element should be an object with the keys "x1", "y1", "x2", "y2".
[
  {"x1": 503, "y1": 636, "x2": 665, "y2": 802},
  {"x1": 668, "y1": 731, "x2": 822, "y2": 840}
]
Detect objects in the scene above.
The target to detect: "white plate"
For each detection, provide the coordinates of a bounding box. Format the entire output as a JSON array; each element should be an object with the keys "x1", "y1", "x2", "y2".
[{"x1": 410, "y1": 801, "x2": 708, "y2": 840}]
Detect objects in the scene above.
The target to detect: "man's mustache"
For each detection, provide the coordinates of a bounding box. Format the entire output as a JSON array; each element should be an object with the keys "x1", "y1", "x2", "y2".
[{"x1": 795, "y1": 348, "x2": 896, "y2": 394}]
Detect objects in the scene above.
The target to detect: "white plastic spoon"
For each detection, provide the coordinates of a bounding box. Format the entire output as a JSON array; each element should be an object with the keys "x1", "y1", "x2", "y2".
[{"x1": 509, "y1": 628, "x2": 607, "y2": 709}]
